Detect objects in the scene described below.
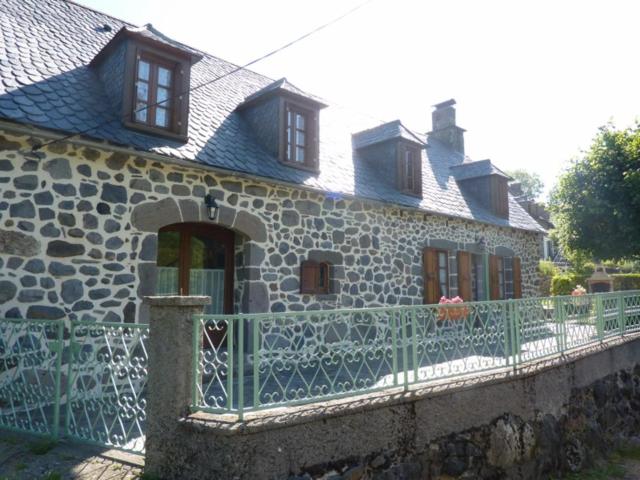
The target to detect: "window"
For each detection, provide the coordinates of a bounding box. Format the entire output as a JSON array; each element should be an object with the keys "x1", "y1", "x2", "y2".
[
  {"x1": 300, "y1": 260, "x2": 330, "y2": 294},
  {"x1": 398, "y1": 145, "x2": 422, "y2": 196},
  {"x1": 489, "y1": 255, "x2": 522, "y2": 299},
  {"x1": 122, "y1": 46, "x2": 192, "y2": 140},
  {"x1": 436, "y1": 250, "x2": 449, "y2": 299},
  {"x1": 282, "y1": 102, "x2": 319, "y2": 171},
  {"x1": 134, "y1": 55, "x2": 175, "y2": 129},
  {"x1": 424, "y1": 247, "x2": 450, "y2": 303}
]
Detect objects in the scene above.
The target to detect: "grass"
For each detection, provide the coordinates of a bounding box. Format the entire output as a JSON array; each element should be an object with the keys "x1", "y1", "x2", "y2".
[
  {"x1": 561, "y1": 445, "x2": 640, "y2": 479},
  {"x1": 27, "y1": 439, "x2": 56, "y2": 455},
  {"x1": 617, "y1": 445, "x2": 640, "y2": 461},
  {"x1": 562, "y1": 462, "x2": 626, "y2": 480},
  {"x1": 14, "y1": 463, "x2": 26, "y2": 471},
  {"x1": 40, "y1": 473, "x2": 61, "y2": 480}
]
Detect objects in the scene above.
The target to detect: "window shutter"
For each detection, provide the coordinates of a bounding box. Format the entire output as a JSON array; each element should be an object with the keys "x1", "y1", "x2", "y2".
[
  {"x1": 457, "y1": 251, "x2": 472, "y2": 301},
  {"x1": 300, "y1": 261, "x2": 319, "y2": 294},
  {"x1": 513, "y1": 257, "x2": 522, "y2": 299},
  {"x1": 489, "y1": 254, "x2": 500, "y2": 300},
  {"x1": 423, "y1": 247, "x2": 438, "y2": 304}
]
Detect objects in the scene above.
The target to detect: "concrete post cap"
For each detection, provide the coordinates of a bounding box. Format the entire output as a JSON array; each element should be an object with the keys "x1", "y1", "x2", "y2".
[{"x1": 143, "y1": 295, "x2": 211, "y2": 306}]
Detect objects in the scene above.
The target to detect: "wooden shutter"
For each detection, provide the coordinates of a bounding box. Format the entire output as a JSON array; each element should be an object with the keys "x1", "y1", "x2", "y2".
[
  {"x1": 489, "y1": 254, "x2": 500, "y2": 300},
  {"x1": 513, "y1": 257, "x2": 522, "y2": 298},
  {"x1": 300, "y1": 261, "x2": 319, "y2": 294},
  {"x1": 423, "y1": 247, "x2": 438, "y2": 304},
  {"x1": 457, "y1": 251, "x2": 472, "y2": 301}
]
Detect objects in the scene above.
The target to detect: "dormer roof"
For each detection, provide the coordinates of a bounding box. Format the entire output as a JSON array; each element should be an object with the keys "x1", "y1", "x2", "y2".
[
  {"x1": 90, "y1": 24, "x2": 203, "y2": 67},
  {"x1": 450, "y1": 159, "x2": 511, "y2": 181},
  {"x1": 238, "y1": 78, "x2": 327, "y2": 110},
  {"x1": 352, "y1": 120, "x2": 426, "y2": 150}
]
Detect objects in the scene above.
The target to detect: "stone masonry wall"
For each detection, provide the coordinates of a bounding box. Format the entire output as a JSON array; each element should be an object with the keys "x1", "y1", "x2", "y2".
[{"x1": 0, "y1": 130, "x2": 542, "y2": 323}]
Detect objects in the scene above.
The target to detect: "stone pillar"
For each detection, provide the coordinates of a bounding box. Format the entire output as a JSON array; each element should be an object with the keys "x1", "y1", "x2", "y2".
[{"x1": 143, "y1": 295, "x2": 210, "y2": 475}]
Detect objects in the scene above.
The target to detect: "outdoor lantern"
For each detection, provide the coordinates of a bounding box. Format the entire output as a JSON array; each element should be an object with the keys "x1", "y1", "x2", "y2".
[
  {"x1": 204, "y1": 193, "x2": 219, "y2": 220},
  {"x1": 475, "y1": 236, "x2": 486, "y2": 252}
]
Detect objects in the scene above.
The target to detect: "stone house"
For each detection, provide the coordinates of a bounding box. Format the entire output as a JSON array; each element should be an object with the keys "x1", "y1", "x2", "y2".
[{"x1": 0, "y1": 0, "x2": 545, "y2": 324}]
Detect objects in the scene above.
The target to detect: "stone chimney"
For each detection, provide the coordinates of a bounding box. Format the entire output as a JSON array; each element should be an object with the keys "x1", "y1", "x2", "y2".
[{"x1": 429, "y1": 99, "x2": 465, "y2": 154}]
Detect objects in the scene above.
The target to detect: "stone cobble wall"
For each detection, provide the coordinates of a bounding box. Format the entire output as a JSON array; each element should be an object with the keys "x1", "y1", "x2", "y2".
[
  {"x1": 0, "y1": 130, "x2": 542, "y2": 323},
  {"x1": 287, "y1": 365, "x2": 640, "y2": 480}
]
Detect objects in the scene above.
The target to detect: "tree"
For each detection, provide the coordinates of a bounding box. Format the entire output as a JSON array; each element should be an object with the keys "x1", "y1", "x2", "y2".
[
  {"x1": 505, "y1": 169, "x2": 544, "y2": 201},
  {"x1": 549, "y1": 123, "x2": 640, "y2": 261}
]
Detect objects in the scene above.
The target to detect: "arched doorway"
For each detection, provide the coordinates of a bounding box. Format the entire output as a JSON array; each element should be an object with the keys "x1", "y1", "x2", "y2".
[{"x1": 156, "y1": 223, "x2": 234, "y2": 314}]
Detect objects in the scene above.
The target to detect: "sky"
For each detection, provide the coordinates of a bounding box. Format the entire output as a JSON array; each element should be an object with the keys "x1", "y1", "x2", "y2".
[{"x1": 77, "y1": 0, "x2": 640, "y2": 200}]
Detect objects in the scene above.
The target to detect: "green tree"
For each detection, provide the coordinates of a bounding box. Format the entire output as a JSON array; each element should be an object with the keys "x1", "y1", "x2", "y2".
[
  {"x1": 505, "y1": 169, "x2": 544, "y2": 201},
  {"x1": 549, "y1": 123, "x2": 640, "y2": 261}
]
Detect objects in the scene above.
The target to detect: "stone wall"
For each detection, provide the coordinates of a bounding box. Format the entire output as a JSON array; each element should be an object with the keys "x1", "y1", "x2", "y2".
[
  {"x1": 0, "y1": 129, "x2": 542, "y2": 323},
  {"x1": 147, "y1": 336, "x2": 640, "y2": 480}
]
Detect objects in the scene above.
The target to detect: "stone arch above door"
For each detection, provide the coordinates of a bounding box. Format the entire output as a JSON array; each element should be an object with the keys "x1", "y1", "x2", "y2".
[{"x1": 131, "y1": 197, "x2": 267, "y2": 242}]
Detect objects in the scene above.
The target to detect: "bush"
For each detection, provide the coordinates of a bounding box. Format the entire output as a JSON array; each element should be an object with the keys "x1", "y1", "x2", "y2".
[
  {"x1": 612, "y1": 274, "x2": 640, "y2": 291},
  {"x1": 538, "y1": 260, "x2": 558, "y2": 296},
  {"x1": 550, "y1": 273, "x2": 587, "y2": 296}
]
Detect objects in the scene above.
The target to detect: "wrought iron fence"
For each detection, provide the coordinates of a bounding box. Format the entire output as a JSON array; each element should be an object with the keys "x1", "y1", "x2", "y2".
[
  {"x1": 193, "y1": 290, "x2": 640, "y2": 418},
  {"x1": 0, "y1": 318, "x2": 148, "y2": 454},
  {"x1": 66, "y1": 320, "x2": 148, "y2": 453},
  {"x1": 0, "y1": 318, "x2": 64, "y2": 437}
]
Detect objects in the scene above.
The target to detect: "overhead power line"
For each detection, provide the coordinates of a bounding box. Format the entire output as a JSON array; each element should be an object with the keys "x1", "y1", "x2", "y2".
[{"x1": 32, "y1": 0, "x2": 375, "y2": 152}]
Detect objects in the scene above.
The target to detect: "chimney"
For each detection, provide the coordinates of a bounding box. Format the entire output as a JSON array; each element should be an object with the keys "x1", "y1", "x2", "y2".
[{"x1": 429, "y1": 99, "x2": 465, "y2": 154}]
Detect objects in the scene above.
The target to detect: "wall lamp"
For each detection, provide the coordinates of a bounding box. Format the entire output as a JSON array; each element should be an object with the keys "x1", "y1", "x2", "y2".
[{"x1": 204, "y1": 193, "x2": 220, "y2": 221}]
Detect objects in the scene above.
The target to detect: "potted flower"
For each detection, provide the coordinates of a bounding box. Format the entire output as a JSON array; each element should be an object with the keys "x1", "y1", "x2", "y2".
[
  {"x1": 566, "y1": 285, "x2": 591, "y2": 316},
  {"x1": 437, "y1": 296, "x2": 470, "y2": 321}
]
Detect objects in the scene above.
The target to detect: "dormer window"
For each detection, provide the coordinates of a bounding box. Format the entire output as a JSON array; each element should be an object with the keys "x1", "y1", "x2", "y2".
[
  {"x1": 398, "y1": 144, "x2": 422, "y2": 196},
  {"x1": 282, "y1": 101, "x2": 319, "y2": 171},
  {"x1": 134, "y1": 55, "x2": 174, "y2": 128},
  {"x1": 89, "y1": 24, "x2": 201, "y2": 142}
]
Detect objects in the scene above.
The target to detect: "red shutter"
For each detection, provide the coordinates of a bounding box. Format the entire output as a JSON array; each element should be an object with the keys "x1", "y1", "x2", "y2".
[
  {"x1": 513, "y1": 257, "x2": 522, "y2": 299},
  {"x1": 457, "y1": 251, "x2": 472, "y2": 301},
  {"x1": 300, "y1": 261, "x2": 319, "y2": 294},
  {"x1": 423, "y1": 247, "x2": 438, "y2": 304},
  {"x1": 489, "y1": 254, "x2": 500, "y2": 300}
]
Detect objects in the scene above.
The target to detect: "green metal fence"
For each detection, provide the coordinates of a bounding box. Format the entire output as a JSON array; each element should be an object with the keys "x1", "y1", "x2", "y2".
[
  {"x1": 0, "y1": 318, "x2": 148, "y2": 454},
  {"x1": 192, "y1": 290, "x2": 640, "y2": 418}
]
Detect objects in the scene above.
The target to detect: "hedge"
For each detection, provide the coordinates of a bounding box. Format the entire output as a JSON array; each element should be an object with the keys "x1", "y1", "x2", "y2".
[
  {"x1": 550, "y1": 274, "x2": 587, "y2": 296},
  {"x1": 612, "y1": 274, "x2": 640, "y2": 291}
]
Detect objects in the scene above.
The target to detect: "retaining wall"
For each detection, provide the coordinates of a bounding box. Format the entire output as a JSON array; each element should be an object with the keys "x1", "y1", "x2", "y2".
[{"x1": 145, "y1": 326, "x2": 640, "y2": 479}]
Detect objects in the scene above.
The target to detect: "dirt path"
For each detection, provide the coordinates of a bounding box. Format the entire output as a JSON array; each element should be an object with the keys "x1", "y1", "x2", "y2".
[{"x1": 0, "y1": 432, "x2": 142, "y2": 480}]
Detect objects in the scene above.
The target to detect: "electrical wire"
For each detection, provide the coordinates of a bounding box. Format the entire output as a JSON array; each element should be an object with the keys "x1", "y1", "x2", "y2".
[{"x1": 31, "y1": 0, "x2": 375, "y2": 152}]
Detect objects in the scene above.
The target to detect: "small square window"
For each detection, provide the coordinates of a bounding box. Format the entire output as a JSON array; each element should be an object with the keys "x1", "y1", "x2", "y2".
[{"x1": 300, "y1": 260, "x2": 330, "y2": 294}]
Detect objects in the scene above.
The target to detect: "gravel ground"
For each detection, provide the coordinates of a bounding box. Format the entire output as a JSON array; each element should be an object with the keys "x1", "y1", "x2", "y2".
[{"x1": 0, "y1": 432, "x2": 142, "y2": 480}]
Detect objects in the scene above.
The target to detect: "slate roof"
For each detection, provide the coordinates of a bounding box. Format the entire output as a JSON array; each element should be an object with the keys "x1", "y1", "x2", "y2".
[
  {"x1": 0, "y1": 0, "x2": 545, "y2": 233},
  {"x1": 450, "y1": 159, "x2": 511, "y2": 181},
  {"x1": 239, "y1": 77, "x2": 327, "y2": 109},
  {"x1": 352, "y1": 120, "x2": 425, "y2": 150}
]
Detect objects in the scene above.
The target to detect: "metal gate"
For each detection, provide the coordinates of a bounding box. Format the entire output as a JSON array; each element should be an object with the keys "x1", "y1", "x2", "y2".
[{"x1": 0, "y1": 318, "x2": 148, "y2": 454}]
